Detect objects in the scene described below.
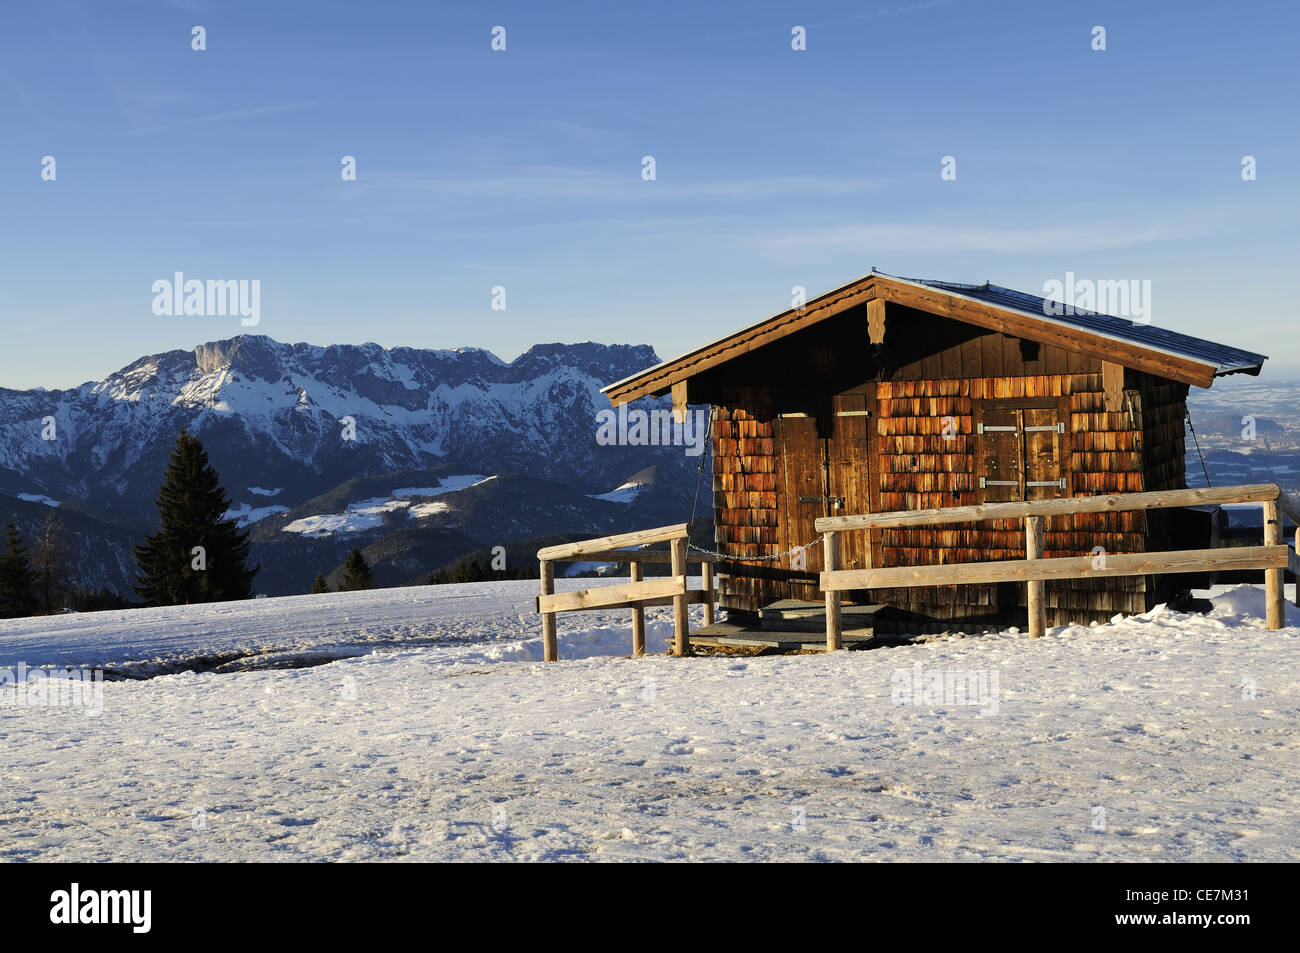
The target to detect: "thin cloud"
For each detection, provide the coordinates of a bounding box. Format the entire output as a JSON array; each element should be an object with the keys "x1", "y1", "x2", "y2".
[
  {"x1": 854, "y1": 0, "x2": 957, "y2": 20},
  {"x1": 129, "y1": 100, "x2": 318, "y2": 135},
  {"x1": 392, "y1": 168, "x2": 890, "y2": 202},
  {"x1": 749, "y1": 221, "x2": 1214, "y2": 254}
]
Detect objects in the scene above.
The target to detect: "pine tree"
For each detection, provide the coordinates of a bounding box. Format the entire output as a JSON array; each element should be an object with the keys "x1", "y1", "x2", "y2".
[
  {"x1": 0, "y1": 521, "x2": 37, "y2": 619},
  {"x1": 133, "y1": 431, "x2": 258, "y2": 606},
  {"x1": 452, "y1": 559, "x2": 486, "y2": 583},
  {"x1": 32, "y1": 511, "x2": 70, "y2": 613},
  {"x1": 339, "y1": 549, "x2": 375, "y2": 591},
  {"x1": 309, "y1": 573, "x2": 330, "y2": 594}
]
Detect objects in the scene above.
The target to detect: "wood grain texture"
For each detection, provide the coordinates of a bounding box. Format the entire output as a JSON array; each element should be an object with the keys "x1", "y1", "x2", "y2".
[
  {"x1": 1026, "y1": 515, "x2": 1046, "y2": 638},
  {"x1": 538, "y1": 523, "x2": 689, "y2": 561},
  {"x1": 540, "y1": 560, "x2": 557, "y2": 662},
  {"x1": 817, "y1": 484, "x2": 1280, "y2": 531},
  {"x1": 822, "y1": 545, "x2": 1288, "y2": 590},
  {"x1": 824, "y1": 531, "x2": 843, "y2": 651},
  {"x1": 1264, "y1": 500, "x2": 1283, "y2": 630},
  {"x1": 537, "y1": 575, "x2": 685, "y2": 614}
]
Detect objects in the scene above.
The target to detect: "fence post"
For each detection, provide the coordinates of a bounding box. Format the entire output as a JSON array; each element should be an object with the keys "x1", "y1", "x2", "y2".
[
  {"x1": 540, "y1": 559, "x2": 558, "y2": 661},
  {"x1": 824, "y1": 531, "x2": 842, "y2": 651},
  {"x1": 630, "y1": 560, "x2": 646, "y2": 657},
  {"x1": 1025, "y1": 515, "x2": 1046, "y2": 638},
  {"x1": 1264, "y1": 500, "x2": 1283, "y2": 629},
  {"x1": 703, "y1": 560, "x2": 715, "y2": 626},
  {"x1": 671, "y1": 535, "x2": 690, "y2": 656}
]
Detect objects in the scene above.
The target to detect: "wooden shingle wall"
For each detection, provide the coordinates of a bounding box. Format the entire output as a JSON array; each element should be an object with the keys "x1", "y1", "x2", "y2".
[
  {"x1": 700, "y1": 306, "x2": 1196, "y2": 627},
  {"x1": 870, "y1": 373, "x2": 1148, "y2": 627},
  {"x1": 711, "y1": 397, "x2": 783, "y2": 614}
]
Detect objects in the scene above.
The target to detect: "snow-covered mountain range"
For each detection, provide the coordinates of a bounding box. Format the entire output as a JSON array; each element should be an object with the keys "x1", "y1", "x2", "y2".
[{"x1": 0, "y1": 335, "x2": 704, "y2": 597}]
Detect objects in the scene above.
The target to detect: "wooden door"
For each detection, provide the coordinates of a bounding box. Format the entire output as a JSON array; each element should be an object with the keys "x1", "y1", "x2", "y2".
[
  {"x1": 778, "y1": 415, "x2": 825, "y2": 598},
  {"x1": 979, "y1": 406, "x2": 1023, "y2": 502},
  {"x1": 828, "y1": 393, "x2": 872, "y2": 572},
  {"x1": 1022, "y1": 407, "x2": 1065, "y2": 500}
]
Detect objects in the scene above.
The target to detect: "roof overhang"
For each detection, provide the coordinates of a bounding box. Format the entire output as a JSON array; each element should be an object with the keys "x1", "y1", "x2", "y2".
[{"x1": 602, "y1": 272, "x2": 1263, "y2": 405}]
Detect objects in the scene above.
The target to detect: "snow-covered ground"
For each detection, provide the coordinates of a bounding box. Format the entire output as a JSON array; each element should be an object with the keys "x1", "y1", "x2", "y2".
[{"x1": 0, "y1": 581, "x2": 1296, "y2": 861}]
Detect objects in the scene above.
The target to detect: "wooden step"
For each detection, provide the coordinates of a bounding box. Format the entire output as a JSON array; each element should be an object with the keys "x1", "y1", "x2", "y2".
[
  {"x1": 758, "y1": 599, "x2": 887, "y2": 633},
  {"x1": 688, "y1": 620, "x2": 877, "y2": 652}
]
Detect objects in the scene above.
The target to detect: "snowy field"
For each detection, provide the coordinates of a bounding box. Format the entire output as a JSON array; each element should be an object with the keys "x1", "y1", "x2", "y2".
[{"x1": 1, "y1": 580, "x2": 1297, "y2": 862}]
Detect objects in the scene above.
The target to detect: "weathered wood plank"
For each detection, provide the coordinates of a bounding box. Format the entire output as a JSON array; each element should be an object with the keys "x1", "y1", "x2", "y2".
[
  {"x1": 816, "y1": 484, "x2": 1281, "y2": 532},
  {"x1": 630, "y1": 562, "x2": 646, "y2": 657},
  {"x1": 867, "y1": 298, "x2": 885, "y2": 345},
  {"x1": 544, "y1": 548, "x2": 714, "y2": 565},
  {"x1": 1264, "y1": 501, "x2": 1283, "y2": 630},
  {"x1": 538, "y1": 575, "x2": 685, "y2": 614},
  {"x1": 1102, "y1": 361, "x2": 1125, "y2": 413},
  {"x1": 1026, "y1": 515, "x2": 1046, "y2": 638},
  {"x1": 606, "y1": 589, "x2": 709, "y2": 610},
  {"x1": 671, "y1": 380, "x2": 688, "y2": 423},
  {"x1": 540, "y1": 560, "x2": 557, "y2": 662},
  {"x1": 824, "y1": 531, "x2": 842, "y2": 651},
  {"x1": 537, "y1": 523, "x2": 689, "y2": 561},
  {"x1": 672, "y1": 536, "x2": 690, "y2": 656},
  {"x1": 821, "y1": 546, "x2": 1289, "y2": 590},
  {"x1": 703, "y1": 561, "x2": 715, "y2": 626}
]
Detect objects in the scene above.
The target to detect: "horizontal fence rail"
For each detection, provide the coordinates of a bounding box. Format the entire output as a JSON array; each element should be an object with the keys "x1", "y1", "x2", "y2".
[
  {"x1": 814, "y1": 483, "x2": 1298, "y2": 650},
  {"x1": 820, "y1": 546, "x2": 1291, "y2": 590},
  {"x1": 535, "y1": 524, "x2": 715, "y2": 661},
  {"x1": 815, "y1": 484, "x2": 1284, "y2": 532}
]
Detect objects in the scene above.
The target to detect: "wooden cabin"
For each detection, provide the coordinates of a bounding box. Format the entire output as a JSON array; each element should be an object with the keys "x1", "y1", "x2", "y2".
[{"x1": 602, "y1": 271, "x2": 1267, "y2": 629}]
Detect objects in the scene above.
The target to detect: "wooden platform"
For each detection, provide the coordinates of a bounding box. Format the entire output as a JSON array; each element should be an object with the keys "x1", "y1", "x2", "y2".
[
  {"x1": 688, "y1": 620, "x2": 878, "y2": 652},
  {"x1": 759, "y1": 599, "x2": 886, "y2": 633},
  {"x1": 689, "y1": 601, "x2": 909, "y2": 652}
]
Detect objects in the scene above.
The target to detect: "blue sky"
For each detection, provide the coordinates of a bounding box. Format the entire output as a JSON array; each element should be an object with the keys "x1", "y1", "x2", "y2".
[{"x1": 2, "y1": 0, "x2": 1297, "y2": 389}]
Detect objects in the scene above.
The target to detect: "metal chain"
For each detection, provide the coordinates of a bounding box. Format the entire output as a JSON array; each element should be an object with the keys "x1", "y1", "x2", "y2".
[{"x1": 687, "y1": 536, "x2": 824, "y2": 563}]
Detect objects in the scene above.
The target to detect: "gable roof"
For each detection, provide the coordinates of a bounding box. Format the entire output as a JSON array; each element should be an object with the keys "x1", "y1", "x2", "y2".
[{"x1": 602, "y1": 270, "x2": 1267, "y2": 405}]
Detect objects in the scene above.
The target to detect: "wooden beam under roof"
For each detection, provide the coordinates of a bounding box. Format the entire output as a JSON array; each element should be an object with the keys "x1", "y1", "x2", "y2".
[{"x1": 601, "y1": 273, "x2": 1224, "y2": 405}]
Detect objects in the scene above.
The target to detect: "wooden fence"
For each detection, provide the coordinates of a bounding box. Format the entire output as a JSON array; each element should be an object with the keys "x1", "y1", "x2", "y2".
[
  {"x1": 815, "y1": 483, "x2": 1300, "y2": 650},
  {"x1": 535, "y1": 523, "x2": 716, "y2": 661}
]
